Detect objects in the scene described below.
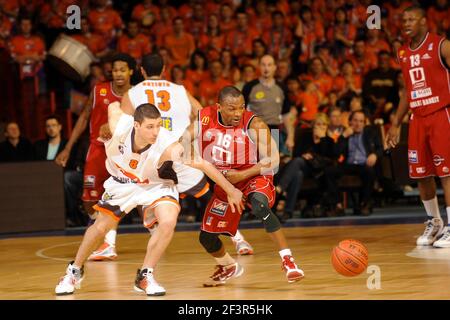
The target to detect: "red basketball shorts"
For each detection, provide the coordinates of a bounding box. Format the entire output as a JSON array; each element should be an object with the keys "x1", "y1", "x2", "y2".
[
  {"x1": 82, "y1": 142, "x2": 109, "y2": 201},
  {"x1": 408, "y1": 106, "x2": 450, "y2": 179},
  {"x1": 201, "y1": 175, "x2": 275, "y2": 236}
]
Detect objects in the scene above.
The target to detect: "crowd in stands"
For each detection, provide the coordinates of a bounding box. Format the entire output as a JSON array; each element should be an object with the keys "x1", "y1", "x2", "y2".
[{"x1": 1, "y1": 0, "x2": 449, "y2": 225}]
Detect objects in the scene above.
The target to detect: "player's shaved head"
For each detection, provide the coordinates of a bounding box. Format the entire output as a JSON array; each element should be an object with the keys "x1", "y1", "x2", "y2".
[
  {"x1": 218, "y1": 86, "x2": 243, "y2": 104},
  {"x1": 134, "y1": 103, "x2": 161, "y2": 123},
  {"x1": 403, "y1": 5, "x2": 426, "y2": 18}
]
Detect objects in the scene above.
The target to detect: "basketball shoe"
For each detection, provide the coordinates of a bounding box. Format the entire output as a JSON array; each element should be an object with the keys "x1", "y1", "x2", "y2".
[
  {"x1": 88, "y1": 242, "x2": 117, "y2": 261},
  {"x1": 134, "y1": 268, "x2": 166, "y2": 296},
  {"x1": 433, "y1": 227, "x2": 450, "y2": 248},
  {"x1": 416, "y1": 218, "x2": 444, "y2": 246},
  {"x1": 282, "y1": 255, "x2": 304, "y2": 283},
  {"x1": 233, "y1": 239, "x2": 254, "y2": 255},
  {"x1": 203, "y1": 262, "x2": 244, "y2": 287},
  {"x1": 55, "y1": 261, "x2": 84, "y2": 295}
]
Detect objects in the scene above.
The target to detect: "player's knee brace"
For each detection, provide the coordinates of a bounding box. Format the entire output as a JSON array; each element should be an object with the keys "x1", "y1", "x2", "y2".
[
  {"x1": 250, "y1": 193, "x2": 281, "y2": 233},
  {"x1": 199, "y1": 230, "x2": 223, "y2": 253}
]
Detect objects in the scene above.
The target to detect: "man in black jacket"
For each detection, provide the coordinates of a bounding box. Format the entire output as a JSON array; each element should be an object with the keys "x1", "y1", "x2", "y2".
[
  {"x1": 323, "y1": 110, "x2": 383, "y2": 215},
  {"x1": 34, "y1": 115, "x2": 67, "y2": 161},
  {"x1": 0, "y1": 121, "x2": 34, "y2": 162}
]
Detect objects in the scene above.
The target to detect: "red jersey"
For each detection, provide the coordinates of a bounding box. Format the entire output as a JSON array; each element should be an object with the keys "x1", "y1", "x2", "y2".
[
  {"x1": 91, "y1": 82, "x2": 122, "y2": 145},
  {"x1": 398, "y1": 32, "x2": 450, "y2": 116},
  {"x1": 198, "y1": 105, "x2": 258, "y2": 172}
]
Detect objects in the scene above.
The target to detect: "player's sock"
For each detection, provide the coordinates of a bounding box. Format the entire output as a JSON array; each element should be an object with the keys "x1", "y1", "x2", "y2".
[
  {"x1": 105, "y1": 229, "x2": 117, "y2": 246},
  {"x1": 215, "y1": 253, "x2": 235, "y2": 266},
  {"x1": 279, "y1": 248, "x2": 292, "y2": 259},
  {"x1": 231, "y1": 230, "x2": 244, "y2": 243},
  {"x1": 422, "y1": 197, "x2": 442, "y2": 220}
]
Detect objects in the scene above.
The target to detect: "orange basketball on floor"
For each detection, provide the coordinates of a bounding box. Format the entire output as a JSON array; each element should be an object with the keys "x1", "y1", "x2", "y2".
[{"x1": 331, "y1": 239, "x2": 368, "y2": 277}]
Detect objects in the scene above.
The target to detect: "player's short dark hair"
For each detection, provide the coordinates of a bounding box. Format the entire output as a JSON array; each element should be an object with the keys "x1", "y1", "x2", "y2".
[
  {"x1": 218, "y1": 86, "x2": 243, "y2": 103},
  {"x1": 404, "y1": 5, "x2": 426, "y2": 18},
  {"x1": 141, "y1": 53, "x2": 164, "y2": 77},
  {"x1": 111, "y1": 53, "x2": 136, "y2": 71},
  {"x1": 134, "y1": 103, "x2": 161, "y2": 124}
]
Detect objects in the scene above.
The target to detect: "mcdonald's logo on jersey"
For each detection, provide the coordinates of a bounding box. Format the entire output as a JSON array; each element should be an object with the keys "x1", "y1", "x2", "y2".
[
  {"x1": 129, "y1": 159, "x2": 139, "y2": 169},
  {"x1": 100, "y1": 88, "x2": 107, "y2": 96},
  {"x1": 201, "y1": 116, "x2": 209, "y2": 125}
]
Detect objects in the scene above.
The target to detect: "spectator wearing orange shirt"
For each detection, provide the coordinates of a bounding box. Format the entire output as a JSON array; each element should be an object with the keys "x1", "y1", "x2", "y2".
[
  {"x1": 178, "y1": 0, "x2": 195, "y2": 20},
  {"x1": 185, "y1": 2, "x2": 207, "y2": 42},
  {"x1": 156, "y1": 46, "x2": 172, "y2": 78},
  {"x1": 365, "y1": 29, "x2": 391, "y2": 58},
  {"x1": 198, "y1": 14, "x2": 226, "y2": 61},
  {"x1": 170, "y1": 64, "x2": 195, "y2": 95},
  {"x1": 0, "y1": 0, "x2": 19, "y2": 20},
  {"x1": 263, "y1": 10, "x2": 293, "y2": 60},
  {"x1": 163, "y1": 17, "x2": 195, "y2": 68},
  {"x1": 333, "y1": 60, "x2": 362, "y2": 98},
  {"x1": 88, "y1": 0, "x2": 124, "y2": 47},
  {"x1": 297, "y1": 80, "x2": 323, "y2": 124},
  {"x1": 0, "y1": 9, "x2": 12, "y2": 49},
  {"x1": 218, "y1": 3, "x2": 236, "y2": 36},
  {"x1": 40, "y1": 0, "x2": 73, "y2": 45},
  {"x1": 346, "y1": 39, "x2": 378, "y2": 76},
  {"x1": 427, "y1": 0, "x2": 450, "y2": 35},
  {"x1": 225, "y1": 11, "x2": 260, "y2": 58},
  {"x1": 299, "y1": 57, "x2": 333, "y2": 96},
  {"x1": 220, "y1": 49, "x2": 240, "y2": 84},
  {"x1": 71, "y1": 17, "x2": 109, "y2": 59},
  {"x1": 235, "y1": 64, "x2": 256, "y2": 91},
  {"x1": 243, "y1": 38, "x2": 267, "y2": 73},
  {"x1": 185, "y1": 50, "x2": 209, "y2": 98},
  {"x1": 199, "y1": 60, "x2": 232, "y2": 106},
  {"x1": 117, "y1": 20, "x2": 152, "y2": 65},
  {"x1": 326, "y1": 7, "x2": 357, "y2": 58},
  {"x1": 131, "y1": 0, "x2": 160, "y2": 24},
  {"x1": 316, "y1": 44, "x2": 339, "y2": 78},
  {"x1": 248, "y1": 0, "x2": 272, "y2": 34},
  {"x1": 151, "y1": 7, "x2": 173, "y2": 47}
]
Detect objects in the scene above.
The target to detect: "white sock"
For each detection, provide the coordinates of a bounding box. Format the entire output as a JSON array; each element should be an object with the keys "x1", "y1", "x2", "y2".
[
  {"x1": 279, "y1": 248, "x2": 292, "y2": 259},
  {"x1": 231, "y1": 230, "x2": 244, "y2": 242},
  {"x1": 422, "y1": 197, "x2": 441, "y2": 220},
  {"x1": 215, "y1": 253, "x2": 235, "y2": 266},
  {"x1": 447, "y1": 207, "x2": 450, "y2": 226},
  {"x1": 105, "y1": 229, "x2": 117, "y2": 246}
]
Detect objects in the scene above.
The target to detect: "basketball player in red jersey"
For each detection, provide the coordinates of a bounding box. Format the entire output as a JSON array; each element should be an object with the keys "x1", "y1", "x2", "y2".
[
  {"x1": 386, "y1": 6, "x2": 450, "y2": 247},
  {"x1": 181, "y1": 86, "x2": 304, "y2": 286},
  {"x1": 55, "y1": 53, "x2": 136, "y2": 258}
]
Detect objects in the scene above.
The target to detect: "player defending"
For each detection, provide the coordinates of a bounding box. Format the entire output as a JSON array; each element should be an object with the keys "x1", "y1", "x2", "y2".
[
  {"x1": 119, "y1": 53, "x2": 254, "y2": 255},
  {"x1": 55, "y1": 103, "x2": 243, "y2": 296},
  {"x1": 387, "y1": 6, "x2": 450, "y2": 247},
  {"x1": 182, "y1": 86, "x2": 304, "y2": 286}
]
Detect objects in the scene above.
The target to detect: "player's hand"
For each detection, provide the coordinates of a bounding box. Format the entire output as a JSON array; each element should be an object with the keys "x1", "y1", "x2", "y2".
[
  {"x1": 55, "y1": 148, "x2": 70, "y2": 167},
  {"x1": 224, "y1": 169, "x2": 245, "y2": 184},
  {"x1": 285, "y1": 135, "x2": 295, "y2": 152},
  {"x1": 227, "y1": 188, "x2": 245, "y2": 215},
  {"x1": 386, "y1": 125, "x2": 400, "y2": 149},
  {"x1": 366, "y1": 153, "x2": 377, "y2": 167},
  {"x1": 302, "y1": 152, "x2": 313, "y2": 161},
  {"x1": 99, "y1": 123, "x2": 112, "y2": 141}
]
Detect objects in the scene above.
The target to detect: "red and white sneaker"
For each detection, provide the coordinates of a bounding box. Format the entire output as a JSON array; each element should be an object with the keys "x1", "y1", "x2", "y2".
[
  {"x1": 233, "y1": 239, "x2": 254, "y2": 256},
  {"x1": 55, "y1": 261, "x2": 84, "y2": 295},
  {"x1": 203, "y1": 262, "x2": 244, "y2": 287},
  {"x1": 134, "y1": 268, "x2": 166, "y2": 296},
  {"x1": 282, "y1": 255, "x2": 304, "y2": 283},
  {"x1": 88, "y1": 242, "x2": 117, "y2": 261}
]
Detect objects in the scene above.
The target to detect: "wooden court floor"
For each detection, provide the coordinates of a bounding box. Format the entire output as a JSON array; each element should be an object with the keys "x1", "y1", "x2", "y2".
[{"x1": 1, "y1": 223, "x2": 450, "y2": 300}]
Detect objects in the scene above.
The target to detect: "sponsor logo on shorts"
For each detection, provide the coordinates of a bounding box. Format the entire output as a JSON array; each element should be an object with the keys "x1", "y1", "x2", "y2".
[
  {"x1": 100, "y1": 88, "x2": 107, "y2": 96},
  {"x1": 206, "y1": 216, "x2": 213, "y2": 226},
  {"x1": 443, "y1": 167, "x2": 449, "y2": 174},
  {"x1": 84, "y1": 175, "x2": 95, "y2": 187},
  {"x1": 433, "y1": 155, "x2": 445, "y2": 166},
  {"x1": 416, "y1": 167, "x2": 426, "y2": 174},
  {"x1": 209, "y1": 199, "x2": 228, "y2": 217},
  {"x1": 408, "y1": 150, "x2": 418, "y2": 164},
  {"x1": 217, "y1": 221, "x2": 228, "y2": 228}
]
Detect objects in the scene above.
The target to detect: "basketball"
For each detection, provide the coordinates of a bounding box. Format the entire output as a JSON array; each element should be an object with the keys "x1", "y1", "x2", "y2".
[{"x1": 331, "y1": 239, "x2": 368, "y2": 277}]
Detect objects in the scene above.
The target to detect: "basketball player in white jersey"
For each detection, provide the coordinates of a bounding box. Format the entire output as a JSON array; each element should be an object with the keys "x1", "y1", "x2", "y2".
[
  {"x1": 55, "y1": 103, "x2": 244, "y2": 296},
  {"x1": 110, "y1": 53, "x2": 254, "y2": 256}
]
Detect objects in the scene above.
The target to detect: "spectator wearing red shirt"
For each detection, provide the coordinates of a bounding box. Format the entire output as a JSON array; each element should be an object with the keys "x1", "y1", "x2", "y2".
[
  {"x1": 71, "y1": 17, "x2": 109, "y2": 59},
  {"x1": 117, "y1": 20, "x2": 152, "y2": 64},
  {"x1": 225, "y1": 11, "x2": 260, "y2": 57},
  {"x1": 263, "y1": 10, "x2": 293, "y2": 60},
  {"x1": 199, "y1": 60, "x2": 232, "y2": 106},
  {"x1": 88, "y1": 0, "x2": 124, "y2": 46},
  {"x1": 163, "y1": 17, "x2": 195, "y2": 68},
  {"x1": 218, "y1": 3, "x2": 236, "y2": 36}
]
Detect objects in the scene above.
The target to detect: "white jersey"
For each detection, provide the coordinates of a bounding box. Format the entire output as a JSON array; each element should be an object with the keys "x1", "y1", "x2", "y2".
[
  {"x1": 128, "y1": 80, "x2": 191, "y2": 138},
  {"x1": 104, "y1": 114, "x2": 179, "y2": 186}
]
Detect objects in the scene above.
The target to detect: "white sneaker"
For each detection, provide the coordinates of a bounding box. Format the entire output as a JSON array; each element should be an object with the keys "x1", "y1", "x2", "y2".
[
  {"x1": 134, "y1": 268, "x2": 166, "y2": 296},
  {"x1": 203, "y1": 262, "x2": 244, "y2": 287},
  {"x1": 416, "y1": 218, "x2": 444, "y2": 246},
  {"x1": 55, "y1": 262, "x2": 84, "y2": 295},
  {"x1": 233, "y1": 239, "x2": 254, "y2": 255},
  {"x1": 88, "y1": 243, "x2": 117, "y2": 261},
  {"x1": 433, "y1": 227, "x2": 450, "y2": 248}
]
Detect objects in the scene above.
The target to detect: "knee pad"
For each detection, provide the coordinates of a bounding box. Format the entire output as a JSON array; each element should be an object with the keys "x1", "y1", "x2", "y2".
[
  {"x1": 199, "y1": 230, "x2": 223, "y2": 253},
  {"x1": 250, "y1": 193, "x2": 281, "y2": 233}
]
